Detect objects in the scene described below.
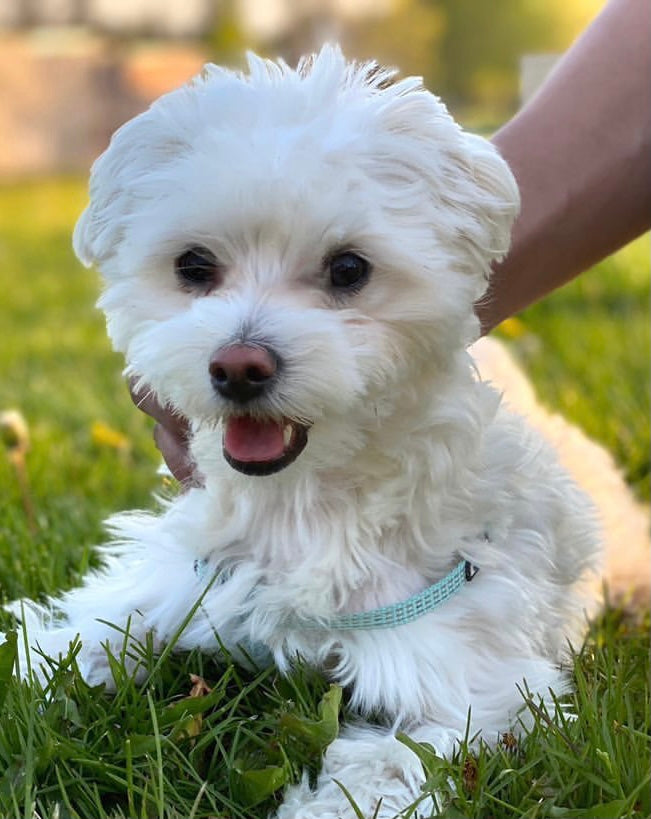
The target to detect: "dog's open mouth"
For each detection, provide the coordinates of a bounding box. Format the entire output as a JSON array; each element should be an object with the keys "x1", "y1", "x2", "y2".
[{"x1": 223, "y1": 416, "x2": 309, "y2": 475}]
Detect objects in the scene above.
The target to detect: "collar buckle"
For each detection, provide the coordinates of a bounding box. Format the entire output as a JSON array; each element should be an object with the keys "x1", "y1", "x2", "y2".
[{"x1": 465, "y1": 561, "x2": 480, "y2": 582}]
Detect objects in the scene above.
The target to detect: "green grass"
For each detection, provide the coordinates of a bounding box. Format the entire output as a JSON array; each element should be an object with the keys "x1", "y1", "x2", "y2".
[
  {"x1": 0, "y1": 178, "x2": 160, "y2": 603},
  {"x1": 0, "y1": 177, "x2": 649, "y2": 818},
  {"x1": 0, "y1": 609, "x2": 647, "y2": 818},
  {"x1": 0, "y1": 631, "x2": 339, "y2": 819},
  {"x1": 494, "y1": 239, "x2": 650, "y2": 500}
]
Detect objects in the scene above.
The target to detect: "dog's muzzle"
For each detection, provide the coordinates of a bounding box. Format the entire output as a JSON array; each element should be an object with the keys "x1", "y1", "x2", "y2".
[{"x1": 209, "y1": 343, "x2": 310, "y2": 475}]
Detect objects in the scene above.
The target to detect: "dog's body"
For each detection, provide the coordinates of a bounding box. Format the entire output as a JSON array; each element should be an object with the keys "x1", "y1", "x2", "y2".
[{"x1": 12, "y1": 48, "x2": 599, "y2": 817}]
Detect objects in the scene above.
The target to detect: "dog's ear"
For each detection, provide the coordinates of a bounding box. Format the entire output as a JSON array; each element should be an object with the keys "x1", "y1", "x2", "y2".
[
  {"x1": 359, "y1": 72, "x2": 518, "y2": 299},
  {"x1": 455, "y1": 132, "x2": 520, "y2": 283},
  {"x1": 73, "y1": 100, "x2": 194, "y2": 269},
  {"x1": 413, "y1": 125, "x2": 520, "y2": 302}
]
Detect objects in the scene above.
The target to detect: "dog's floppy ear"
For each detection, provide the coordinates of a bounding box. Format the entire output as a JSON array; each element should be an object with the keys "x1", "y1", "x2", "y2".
[
  {"x1": 447, "y1": 132, "x2": 520, "y2": 296},
  {"x1": 463, "y1": 132, "x2": 519, "y2": 264},
  {"x1": 73, "y1": 100, "x2": 194, "y2": 268},
  {"x1": 361, "y1": 69, "x2": 518, "y2": 298}
]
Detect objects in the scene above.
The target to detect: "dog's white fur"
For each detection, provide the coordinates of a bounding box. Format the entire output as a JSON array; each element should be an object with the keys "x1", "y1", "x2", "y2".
[{"x1": 12, "y1": 47, "x2": 600, "y2": 817}]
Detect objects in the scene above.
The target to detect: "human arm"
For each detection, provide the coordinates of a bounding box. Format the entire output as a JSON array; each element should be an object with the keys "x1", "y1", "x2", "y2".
[{"x1": 477, "y1": 0, "x2": 651, "y2": 333}]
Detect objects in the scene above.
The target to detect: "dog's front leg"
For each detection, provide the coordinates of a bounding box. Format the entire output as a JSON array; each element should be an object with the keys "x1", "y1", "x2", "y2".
[
  {"x1": 8, "y1": 538, "x2": 225, "y2": 688},
  {"x1": 277, "y1": 723, "x2": 455, "y2": 819},
  {"x1": 9, "y1": 560, "x2": 164, "y2": 688}
]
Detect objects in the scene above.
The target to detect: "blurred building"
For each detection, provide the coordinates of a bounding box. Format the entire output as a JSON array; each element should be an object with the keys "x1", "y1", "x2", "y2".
[
  {"x1": 0, "y1": 0, "x2": 223, "y2": 176},
  {"x1": 0, "y1": 31, "x2": 212, "y2": 176},
  {"x1": 0, "y1": 0, "x2": 387, "y2": 37},
  {"x1": 0, "y1": 0, "x2": 214, "y2": 37},
  {"x1": 0, "y1": 0, "x2": 568, "y2": 177}
]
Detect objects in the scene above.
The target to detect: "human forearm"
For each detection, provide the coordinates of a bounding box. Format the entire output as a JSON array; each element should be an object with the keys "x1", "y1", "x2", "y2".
[{"x1": 478, "y1": 0, "x2": 651, "y2": 333}]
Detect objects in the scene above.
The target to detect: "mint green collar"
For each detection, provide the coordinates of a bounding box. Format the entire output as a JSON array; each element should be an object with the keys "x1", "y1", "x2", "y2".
[
  {"x1": 193, "y1": 557, "x2": 479, "y2": 632},
  {"x1": 300, "y1": 560, "x2": 479, "y2": 631}
]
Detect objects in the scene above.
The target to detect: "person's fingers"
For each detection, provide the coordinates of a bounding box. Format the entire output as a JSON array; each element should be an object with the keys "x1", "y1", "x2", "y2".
[
  {"x1": 128, "y1": 377, "x2": 199, "y2": 487},
  {"x1": 129, "y1": 377, "x2": 189, "y2": 437},
  {"x1": 153, "y1": 423, "x2": 201, "y2": 487}
]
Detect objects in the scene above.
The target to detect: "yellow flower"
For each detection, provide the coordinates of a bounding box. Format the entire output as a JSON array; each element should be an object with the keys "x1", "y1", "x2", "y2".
[
  {"x1": 497, "y1": 316, "x2": 527, "y2": 339},
  {"x1": 91, "y1": 421, "x2": 131, "y2": 452}
]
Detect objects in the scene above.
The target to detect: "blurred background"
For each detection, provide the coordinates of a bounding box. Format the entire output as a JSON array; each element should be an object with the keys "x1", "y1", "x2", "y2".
[
  {"x1": 0, "y1": 0, "x2": 606, "y2": 175},
  {"x1": 0, "y1": 1, "x2": 648, "y2": 602}
]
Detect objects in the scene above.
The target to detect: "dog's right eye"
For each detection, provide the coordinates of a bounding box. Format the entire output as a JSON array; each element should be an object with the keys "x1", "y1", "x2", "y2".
[
  {"x1": 328, "y1": 252, "x2": 370, "y2": 292},
  {"x1": 175, "y1": 247, "x2": 220, "y2": 291}
]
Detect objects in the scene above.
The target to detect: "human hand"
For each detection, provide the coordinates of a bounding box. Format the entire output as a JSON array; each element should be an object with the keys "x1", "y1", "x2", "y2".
[{"x1": 129, "y1": 379, "x2": 200, "y2": 487}]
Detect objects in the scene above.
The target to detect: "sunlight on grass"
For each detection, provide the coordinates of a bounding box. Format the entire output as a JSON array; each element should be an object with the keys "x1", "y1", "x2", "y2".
[
  {"x1": 0, "y1": 176, "x2": 88, "y2": 234},
  {"x1": 0, "y1": 177, "x2": 160, "y2": 601},
  {"x1": 497, "y1": 234, "x2": 650, "y2": 498}
]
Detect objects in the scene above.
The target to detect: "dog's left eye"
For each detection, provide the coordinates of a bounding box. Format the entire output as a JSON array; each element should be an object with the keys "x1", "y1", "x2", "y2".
[
  {"x1": 329, "y1": 252, "x2": 370, "y2": 292},
  {"x1": 175, "y1": 246, "x2": 221, "y2": 291}
]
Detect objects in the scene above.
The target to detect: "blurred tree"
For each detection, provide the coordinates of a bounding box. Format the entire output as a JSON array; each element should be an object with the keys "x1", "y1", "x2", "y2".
[
  {"x1": 340, "y1": 0, "x2": 446, "y2": 89},
  {"x1": 430, "y1": 0, "x2": 604, "y2": 114},
  {"x1": 207, "y1": 0, "x2": 248, "y2": 67},
  {"x1": 268, "y1": 0, "x2": 604, "y2": 121}
]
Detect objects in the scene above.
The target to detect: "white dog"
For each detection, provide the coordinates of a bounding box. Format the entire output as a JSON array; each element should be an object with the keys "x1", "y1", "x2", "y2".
[{"x1": 12, "y1": 46, "x2": 600, "y2": 818}]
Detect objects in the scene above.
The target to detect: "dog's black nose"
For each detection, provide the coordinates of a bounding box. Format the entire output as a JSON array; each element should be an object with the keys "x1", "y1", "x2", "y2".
[{"x1": 209, "y1": 343, "x2": 278, "y2": 403}]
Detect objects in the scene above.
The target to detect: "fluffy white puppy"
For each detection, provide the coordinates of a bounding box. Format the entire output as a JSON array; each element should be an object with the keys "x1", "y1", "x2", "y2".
[{"x1": 13, "y1": 46, "x2": 599, "y2": 818}]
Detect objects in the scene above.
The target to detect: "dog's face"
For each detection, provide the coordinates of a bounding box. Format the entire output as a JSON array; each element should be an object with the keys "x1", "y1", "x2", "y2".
[{"x1": 74, "y1": 47, "x2": 518, "y2": 478}]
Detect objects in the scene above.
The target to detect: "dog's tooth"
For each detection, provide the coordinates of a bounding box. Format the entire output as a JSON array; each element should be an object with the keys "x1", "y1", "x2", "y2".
[{"x1": 283, "y1": 424, "x2": 293, "y2": 447}]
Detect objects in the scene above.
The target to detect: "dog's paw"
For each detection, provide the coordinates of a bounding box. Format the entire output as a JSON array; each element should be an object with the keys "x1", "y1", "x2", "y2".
[{"x1": 276, "y1": 729, "x2": 438, "y2": 819}]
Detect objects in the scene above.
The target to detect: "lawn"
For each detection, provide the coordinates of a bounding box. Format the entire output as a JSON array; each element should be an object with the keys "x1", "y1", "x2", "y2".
[{"x1": 0, "y1": 177, "x2": 649, "y2": 818}]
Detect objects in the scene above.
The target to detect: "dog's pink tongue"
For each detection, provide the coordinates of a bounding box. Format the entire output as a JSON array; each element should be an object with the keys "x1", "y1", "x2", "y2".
[{"x1": 224, "y1": 416, "x2": 285, "y2": 463}]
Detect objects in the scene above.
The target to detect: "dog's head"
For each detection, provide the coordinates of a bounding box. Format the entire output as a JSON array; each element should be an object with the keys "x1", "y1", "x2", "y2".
[{"x1": 74, "y1": 46, "x2": 518, "y2": 478}]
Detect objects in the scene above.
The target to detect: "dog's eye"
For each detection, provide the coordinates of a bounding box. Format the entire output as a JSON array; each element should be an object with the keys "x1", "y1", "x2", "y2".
[
  {"x1": 175, "y1": 247, "x2": 220, "y2": 291},
  {"x1": 329, "y1": 252, "x2": 370, "y2": 291}
]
